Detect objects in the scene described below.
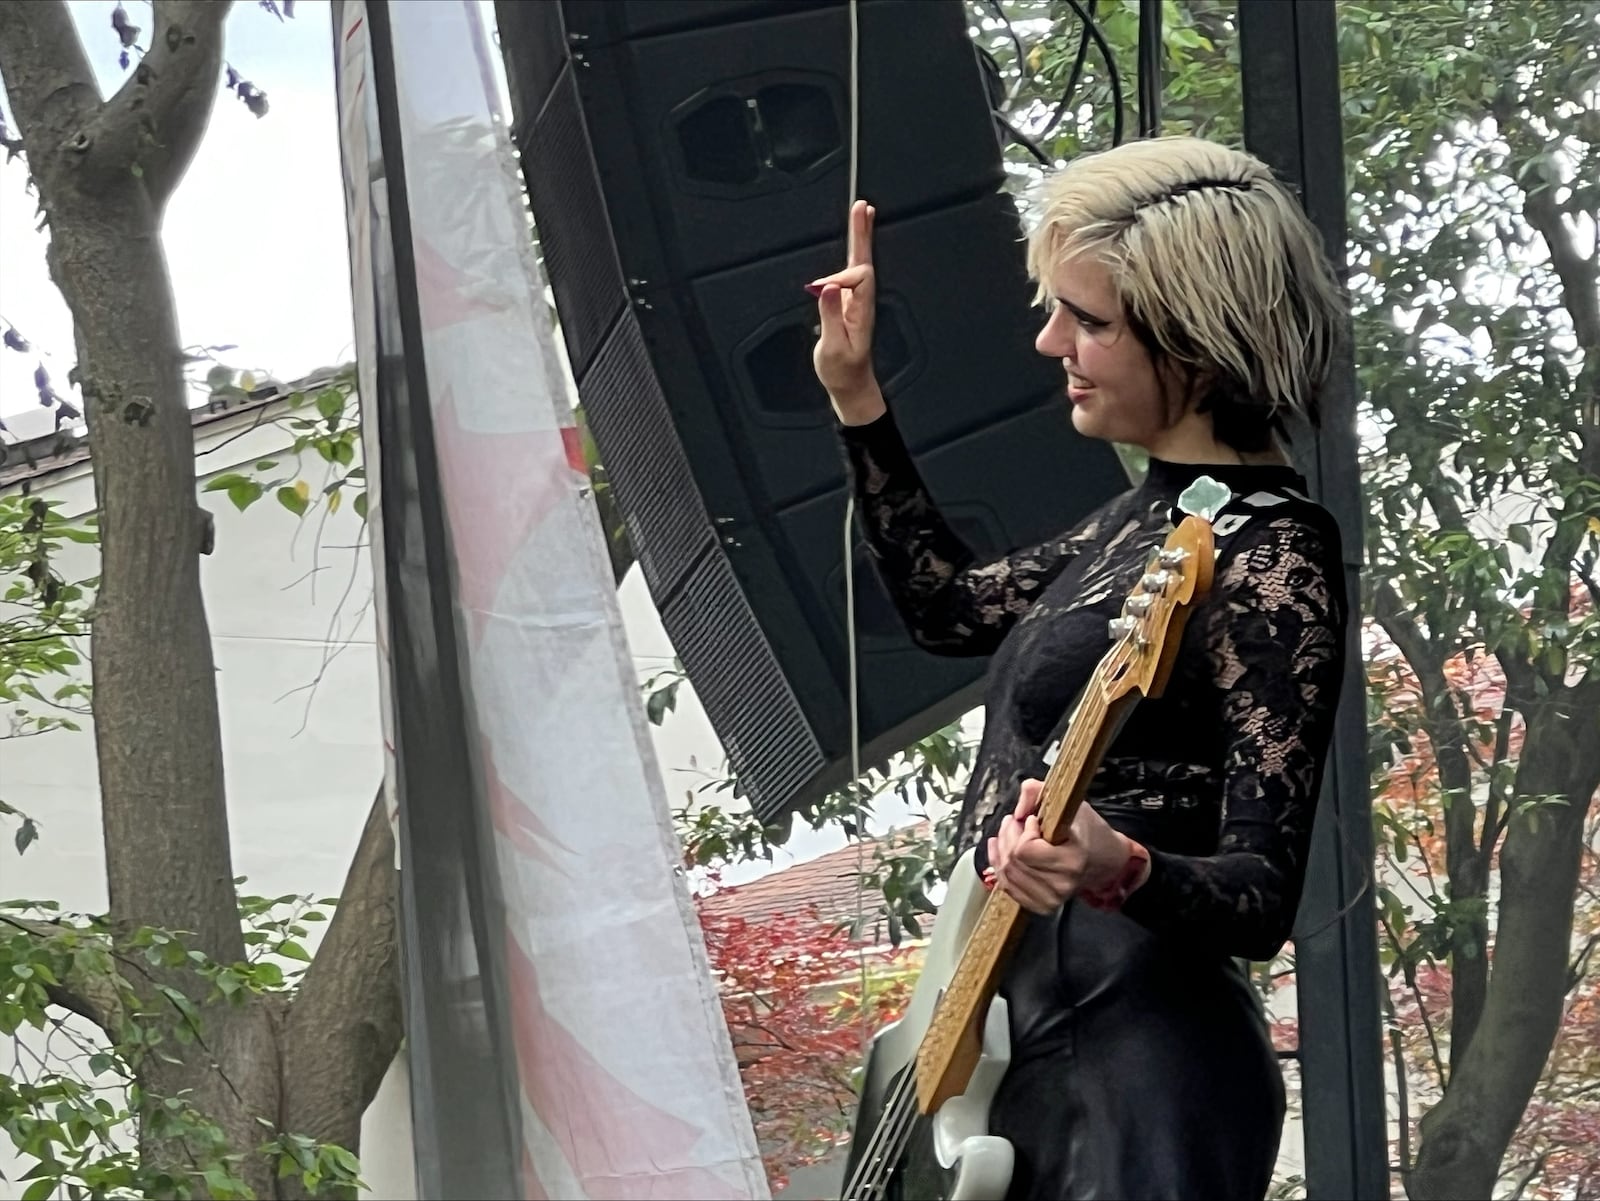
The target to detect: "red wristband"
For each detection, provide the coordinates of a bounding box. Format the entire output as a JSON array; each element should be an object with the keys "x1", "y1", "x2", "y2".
[{"x1": 1080, "y1": 838, "x2": 1150, "y2": 911}]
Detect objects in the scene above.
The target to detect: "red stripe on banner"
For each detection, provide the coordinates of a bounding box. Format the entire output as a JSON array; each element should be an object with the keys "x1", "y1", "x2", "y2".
[
  {"x1": 505, "y1": 934, "x2": 746, "y2": 1200},
  {"x1": 430, "y1": 385, "x2": 567, "y2": 642},
  {"x1": 483, "y1": 735, "x2": 572, "y2": 874},
  {"x1": 561, "y1": 426, "x2": 587, "y2": 476},
  {"x1": 415, "y1": 233, "x2": 503, "y2": 332}
]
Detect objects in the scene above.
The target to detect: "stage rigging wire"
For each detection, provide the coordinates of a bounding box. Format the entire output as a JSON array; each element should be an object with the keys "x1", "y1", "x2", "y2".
[
  {"x1": 1137, "y1": 0, "x2": 1164, "y2": 138},
  {"x1": 841, "y1": 0, "x2": 874, "y2": 1063}
]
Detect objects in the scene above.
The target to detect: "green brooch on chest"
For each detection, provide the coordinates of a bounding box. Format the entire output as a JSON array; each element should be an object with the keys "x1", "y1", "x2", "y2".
[{"x1": 1176, "y1": 475, "x2": 1234, "y2": 523}]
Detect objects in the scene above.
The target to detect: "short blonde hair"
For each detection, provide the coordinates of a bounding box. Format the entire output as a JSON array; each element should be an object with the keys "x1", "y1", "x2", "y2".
[{"x1": 1026, "y1": 136, "x2": 1347, "y2": 450}]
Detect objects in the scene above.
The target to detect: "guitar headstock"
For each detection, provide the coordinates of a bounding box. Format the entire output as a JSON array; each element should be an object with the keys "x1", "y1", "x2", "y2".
[{"x1": 1097, "y1": 515, "x2": 1217, "y2": 703}]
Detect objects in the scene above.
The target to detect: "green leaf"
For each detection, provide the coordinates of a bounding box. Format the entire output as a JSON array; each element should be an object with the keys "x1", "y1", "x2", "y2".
[
  {"x1": 23, "y1": 1178, "x2": 57, "y2": 1201},
  {"x1": 203, "y1": 1165, "x2": 245, "y2": 1198},
  {"x1": 275, "y1": 939, "x2": 312, "y2": 963},
  {"x1": 354, "y1": 492, "x2": 369, "y2": 520},
  {"x1": 315, "y1": 388, "x2": 347, "y2": 420},
  {"x1": 645, "y1": 684, "x2": 677, "y2": 726},
  {"x1": 277, "y1": 486, "x2": 309, "y2": 518},
  {"x1": 15, "y1": 817, "x2": 39, "y2": 855},
  {"x1": 227, "y1": 480, "x2": 265, "y2": 512}
]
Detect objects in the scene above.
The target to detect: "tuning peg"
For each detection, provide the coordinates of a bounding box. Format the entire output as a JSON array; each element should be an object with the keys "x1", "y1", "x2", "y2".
[
  {"x1": 1141, "y1": 571, "x2": 1169, "y2": 593},
  {"x1": 1125, "y1": 595, "x2": 1154, "y2": 616},
  {"x1": 1108, "y1": 616, "x2": 1139, "y2": 640},
  {"x1": 1158, "y1": 549, "x2": 1189, "y2": 569}
]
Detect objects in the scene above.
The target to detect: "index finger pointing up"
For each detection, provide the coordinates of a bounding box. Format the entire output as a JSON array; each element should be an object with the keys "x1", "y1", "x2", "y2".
[{"x1": 847, "y1": 198, "x2": 875, "y2": 268}]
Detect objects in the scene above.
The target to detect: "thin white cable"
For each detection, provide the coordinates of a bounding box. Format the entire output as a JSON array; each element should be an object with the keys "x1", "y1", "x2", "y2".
[{"x1": 842, "y1": 0, "x2": 872, "y2": 1062}]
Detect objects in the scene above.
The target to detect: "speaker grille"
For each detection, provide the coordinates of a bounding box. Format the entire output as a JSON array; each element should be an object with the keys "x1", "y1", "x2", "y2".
[
  {"x1": 661, "y1": 548, "x2": 824, "y2": 822},
  {"x1": 522, "y1": 65, "x2": 627, "y2": 378},
  {"x1": 579, "y1": 312, "x2": 714, "y2": 602},
  {"x1": 494, "y1": 0, "x2": 568, "y2": 125}
]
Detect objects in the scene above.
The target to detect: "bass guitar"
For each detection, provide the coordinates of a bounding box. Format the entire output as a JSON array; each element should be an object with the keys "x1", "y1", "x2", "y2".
[{"x1": 839, "y1": 509, "x2": 1218, "y2": 1201}]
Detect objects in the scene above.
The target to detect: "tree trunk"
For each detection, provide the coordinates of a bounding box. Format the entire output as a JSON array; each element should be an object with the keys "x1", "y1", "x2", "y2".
[
  {"x1": 0, "y1": 5, "x2": 404, "y2": 1196},
  {"x1": 1423, "y1": 686, "x2": 1490, "y2": 1075},
  {"x1": 1408, "y1": 681, "x2": 1600, "y2": 1199},
  {"x1": 279, "y1": 792, "x2": 406, "y2": 1201}
]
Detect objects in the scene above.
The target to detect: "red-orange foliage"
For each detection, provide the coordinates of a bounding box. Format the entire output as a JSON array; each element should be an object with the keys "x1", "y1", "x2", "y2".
[{"x1": 696, "y1": 890, "x2": 914, "y2": 1191}]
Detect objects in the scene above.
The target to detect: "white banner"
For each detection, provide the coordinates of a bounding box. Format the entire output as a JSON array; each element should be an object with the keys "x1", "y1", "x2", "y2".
[{"x1": 343, "y1": 1, "x2": 770, "y2": 1197}]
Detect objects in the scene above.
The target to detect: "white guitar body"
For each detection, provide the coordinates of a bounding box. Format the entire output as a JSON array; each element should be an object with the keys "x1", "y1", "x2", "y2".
[
  {"x1": 843, "y1": 516, "x2": 1220, "y2": 1201},
  {"x1": 843, "y1": 850, "x2": 1014, "y2": 1200}
]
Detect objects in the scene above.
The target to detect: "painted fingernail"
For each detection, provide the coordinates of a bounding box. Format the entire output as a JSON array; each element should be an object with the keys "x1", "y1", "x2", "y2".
[{"x1": 804, "y1": 283, "x2": 825, "y2": 297}]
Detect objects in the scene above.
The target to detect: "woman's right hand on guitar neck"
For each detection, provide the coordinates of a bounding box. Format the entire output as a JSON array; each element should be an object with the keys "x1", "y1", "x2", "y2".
[{"x1": 810, "y1": 198, "x2": 888, "y2": 427}]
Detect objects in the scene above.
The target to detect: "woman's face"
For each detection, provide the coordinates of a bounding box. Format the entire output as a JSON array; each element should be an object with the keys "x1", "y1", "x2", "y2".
[{"x1": 1034, "y1": 255, "x2": 1182, "y2": 451}]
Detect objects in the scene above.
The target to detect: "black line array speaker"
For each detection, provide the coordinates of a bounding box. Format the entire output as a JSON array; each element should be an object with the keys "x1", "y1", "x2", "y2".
[{"x1": 494, "y1": 0, "x2": 1128, "y2": 823}]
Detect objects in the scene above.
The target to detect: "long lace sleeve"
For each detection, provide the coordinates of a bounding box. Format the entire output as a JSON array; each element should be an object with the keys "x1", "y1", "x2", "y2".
[
  {"x1": 1119, "y1": 514, "x2": 1348, "y2": 961},
  {"x1": 839, "y1": 410, "x2": 1100, "y2": 657}
]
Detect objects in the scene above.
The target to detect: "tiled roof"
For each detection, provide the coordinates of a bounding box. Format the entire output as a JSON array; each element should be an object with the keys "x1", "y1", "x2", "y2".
[{"x1": 699, "y1": 823, "x2": 934, "y2": 930}]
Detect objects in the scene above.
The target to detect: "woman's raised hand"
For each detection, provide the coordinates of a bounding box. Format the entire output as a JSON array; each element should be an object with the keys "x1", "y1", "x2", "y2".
[{"x1": 810, "y1": 198, "x2": 887, "y2": 426}]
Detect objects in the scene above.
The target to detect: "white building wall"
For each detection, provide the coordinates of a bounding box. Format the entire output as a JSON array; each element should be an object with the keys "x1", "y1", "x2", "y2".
[{"x1": 0, "y1": 404, "x2": 421, "y2": 1198}]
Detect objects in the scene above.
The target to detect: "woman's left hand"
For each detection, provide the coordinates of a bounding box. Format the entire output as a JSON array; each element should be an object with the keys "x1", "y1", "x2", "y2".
[{"x1": 986, "y1": 779, "x2": 1136, "y2": 914}]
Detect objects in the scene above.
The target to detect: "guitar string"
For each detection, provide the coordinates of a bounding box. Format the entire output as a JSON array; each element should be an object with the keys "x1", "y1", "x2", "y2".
[{"x1": 847, "y1": 1072, "x2": 916, "y2": 1199}]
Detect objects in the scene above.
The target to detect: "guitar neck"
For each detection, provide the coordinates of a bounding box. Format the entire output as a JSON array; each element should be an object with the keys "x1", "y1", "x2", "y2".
[
  {"x1": 907, "y1": 512, "x2": 1215, "y2": 1119},
  {"x1": 911, "y1": 662, "x2": 1140, "y2": 1116}
]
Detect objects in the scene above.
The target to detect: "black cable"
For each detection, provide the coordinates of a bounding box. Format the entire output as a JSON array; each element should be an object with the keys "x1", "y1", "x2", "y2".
[
  {"x1": 1137, "y1": 0, "x2": 1163, "y2": 138},
  {"x1": 982, "y1": 0, "x2": 1027, "y2": 106},
  {"x1": 1038, "y1": 0, "x2": 1096, "y2": 140},
  {"x1": 1062, "y1": 0, "x2": 1124, "y2": 147},
  {"x1": 997, "y1": 114, "x2": 1052, "y2": 166},
  {"x1": 975, "y1": 42, "x2": 1007, "y2": 113}
]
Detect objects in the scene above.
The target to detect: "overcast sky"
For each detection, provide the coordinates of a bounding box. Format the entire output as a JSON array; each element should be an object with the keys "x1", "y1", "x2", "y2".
[{"x1": 0, "y1": 0, "x2": 355, "y2": 432}]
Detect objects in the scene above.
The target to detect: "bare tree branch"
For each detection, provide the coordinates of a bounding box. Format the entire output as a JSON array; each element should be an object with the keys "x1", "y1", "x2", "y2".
[
  {"x1": 1507, "y1": 1150, "x2": 1550, "y2": 1201},
  {"x1": 1374, "y1": 581, "x2": 1491, "y2": 1067},
  {"x1": 279, "y1": 791, "x2": 403, "y2": 1174},
  {"x1": 80, "y1": 0, "x2": 234, "y2": 209},
  {"x1": 0, "y1": 1, "x2": 102, "y2": 165},
  {"x1": 1373, "y1": 582, "x2": 1442, "y2": 678},
  {"x1": 0, "y1": 915, "x2": 124, "y2": 1035}
]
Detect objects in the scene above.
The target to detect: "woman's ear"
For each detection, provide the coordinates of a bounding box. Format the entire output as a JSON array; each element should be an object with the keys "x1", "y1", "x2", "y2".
[{"x1": 1159, "y1": 358, "x2": 1210, "y2": 426}]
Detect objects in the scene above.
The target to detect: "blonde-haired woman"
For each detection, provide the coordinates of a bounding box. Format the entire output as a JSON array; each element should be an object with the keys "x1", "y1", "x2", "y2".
[{"x1": 812, "y1": 136, "x2": 1350, "y2": 1199}]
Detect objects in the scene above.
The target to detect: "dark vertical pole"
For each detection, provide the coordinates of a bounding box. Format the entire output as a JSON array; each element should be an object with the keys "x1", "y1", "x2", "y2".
[
  {"x1": 1237, "y1": 3, "x2": 1389, "y2": 1199},
  {"x1": 331, "y1": 3, "x2": 525, "y2": 1196}
]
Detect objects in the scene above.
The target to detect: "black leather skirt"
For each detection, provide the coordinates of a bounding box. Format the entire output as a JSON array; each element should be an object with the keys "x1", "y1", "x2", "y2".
[{"x1": 992, "y1": 899, "x2": 1285, "y2": 1201}]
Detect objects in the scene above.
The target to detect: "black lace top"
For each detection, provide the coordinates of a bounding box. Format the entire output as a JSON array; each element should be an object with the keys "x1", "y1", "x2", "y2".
[{"x1": 839, "y1": 410, "x2": 1348, "y2": 962}]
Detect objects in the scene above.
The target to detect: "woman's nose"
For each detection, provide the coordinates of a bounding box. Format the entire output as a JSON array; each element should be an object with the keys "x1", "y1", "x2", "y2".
[{"x1": 1036, "y1": 311, "x2": 1068, "y2": 357}]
